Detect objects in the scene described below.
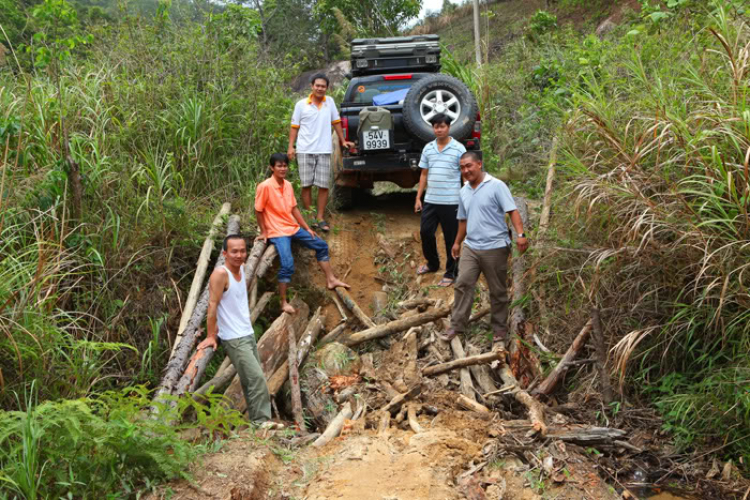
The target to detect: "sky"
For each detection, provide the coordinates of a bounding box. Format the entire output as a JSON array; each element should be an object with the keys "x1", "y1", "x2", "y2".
[{"x1": 419, "y1": 0, "x2": 446, "y2": 18}]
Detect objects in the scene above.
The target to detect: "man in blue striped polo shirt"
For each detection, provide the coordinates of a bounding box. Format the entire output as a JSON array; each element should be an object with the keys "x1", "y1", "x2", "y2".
[{"x1": 414, "y1": 114, "x2": 466, "y2": 287}]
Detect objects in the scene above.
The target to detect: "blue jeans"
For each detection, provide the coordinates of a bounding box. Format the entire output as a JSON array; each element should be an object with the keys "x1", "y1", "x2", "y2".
[{"x1": 269, "y1": 228, "x2": 330, "y2": 283}]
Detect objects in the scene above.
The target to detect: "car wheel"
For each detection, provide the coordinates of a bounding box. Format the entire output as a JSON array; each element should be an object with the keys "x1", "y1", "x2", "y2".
[{"x1": 402, "y1": 74, "x2": 478, "y2": 142}]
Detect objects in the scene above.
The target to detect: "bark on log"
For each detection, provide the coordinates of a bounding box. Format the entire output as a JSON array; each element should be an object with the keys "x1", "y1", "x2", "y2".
[
  {"x1": 287, "y1": 324, "x2": 305, "y2": 433},
  {"x1": 244, "y1": 239, "x2": 268, "y2": 283},
  {"x1": 172, "y1": 202, "x2": 232, "y2": 357},
  {"x1": 335, "y1": 288, "x2": 376, "y2": 329},
  {"x1": 318, "y1": 322, "x2": 346, "y2": 346},
  {"x1": 535, "y1": 320, "x2": 592, "y2": 396},
  {"x1": 403, "y1": 328, "x2": 420, "y2": 387},
  {"x1": 422, "y1": 349, "x2": 504, "y2": 377},
  {"x1": 313, "y1": 402, "x2": 353, "y2": 447},
  {"x1": 469, "y1": 305, "x2": 490, "y2": 323},
  {"x1": 252, "y1": 292, "x2": 274, "y2": 323},
  {"x1": 591, "y1": 307, "x2": 614, "y2": 404},
  {"x1": 397, "y1": 298, "x2": 436, "y2": 310},
  {"x1": 498, "y1": 365, "x2": 547, "y2": 435},
  {"x1": 407, "y1": 404, "x2": 423, "y2": 433},
  {"x1": 509, "y1": 197, "x2": 530, "y2": 363},
  {"x1": 248, "y1": 244, "x2": 277, "y2": 288},
  {"x1": 224, "y1": 299, "x2": 309, "y2": 414},
  {"x1": 381, "y1": 385, "x2": 421, "y2": 414},
  {"x1": 266, "y1": 308, "x2": 324, "y2": 396},
  {"x1": 343, "y1": 306, "x2": 451, "y2": 347},
  {"x1": 467, "y1": 346, "x2": 500, "y2": 402},
  {"x1": 450, "y1": 336, "x2": 476, "y2": 402},
  {"x1": 377, "y1": 410, "x2": 391, "y2": 435},
  {"x1": 151, "y1": 215, "x2": 240, "y2": 412},
  {"x1": 330, "y1": 292, "x2": 348, "y2": 321},
  {"x1": 457, "y1": 394, "x2": 490, "y2": 413}
]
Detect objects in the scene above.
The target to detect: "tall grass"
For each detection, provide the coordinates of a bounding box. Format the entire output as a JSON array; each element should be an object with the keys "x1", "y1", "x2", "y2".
[{"x1": 558, "y1": 6, "x2": 750, "y2": 461}]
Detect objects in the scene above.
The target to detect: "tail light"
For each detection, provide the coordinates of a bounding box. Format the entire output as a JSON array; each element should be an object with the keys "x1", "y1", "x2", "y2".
[
  {"x1": 383, "y1": 74, "x2": 413, "y2": 80},
  {"x1": 342, "y1": 117, "x2": 349, "y2": 141},
  {"x1": 472, "y1": 112, "x2": 481, "y2": 140}
]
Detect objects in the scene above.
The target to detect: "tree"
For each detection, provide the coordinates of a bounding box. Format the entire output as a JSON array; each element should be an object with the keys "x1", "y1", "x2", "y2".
[{"x1": 315, "y1": 0, "x2": 422, "y2": 38}]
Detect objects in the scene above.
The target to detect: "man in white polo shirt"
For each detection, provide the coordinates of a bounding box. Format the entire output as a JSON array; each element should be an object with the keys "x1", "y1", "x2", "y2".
[{"x1": 288, "y1": 73, "x2": 353, "y2": 232}]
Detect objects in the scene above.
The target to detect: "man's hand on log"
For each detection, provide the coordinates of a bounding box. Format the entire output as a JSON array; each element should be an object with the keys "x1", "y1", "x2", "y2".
[
  {"x1": 516, "y1": 236, "x2": 529, "y2": 254},
  {"x1": 197, "y1": 336, "x2": 217, "y2": 351},
  {"x1": 256, "y1": 232, "x2": 268, "y2": 243}
]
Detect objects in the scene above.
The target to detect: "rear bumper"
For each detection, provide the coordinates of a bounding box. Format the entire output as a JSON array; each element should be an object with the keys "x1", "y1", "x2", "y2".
[{"x1": 343, "y1": 152, "x2": 421, "y2": 171}]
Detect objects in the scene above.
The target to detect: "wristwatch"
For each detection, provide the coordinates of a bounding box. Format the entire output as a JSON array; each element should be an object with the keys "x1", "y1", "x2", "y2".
[{"x1": 518, "y1": 233, "x2": 526, "y2": 238}]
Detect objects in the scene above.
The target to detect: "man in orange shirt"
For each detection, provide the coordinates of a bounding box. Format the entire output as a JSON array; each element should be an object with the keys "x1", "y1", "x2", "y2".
[{"x1": 255, "y1": 153, "x2": 350, "y2": 314}]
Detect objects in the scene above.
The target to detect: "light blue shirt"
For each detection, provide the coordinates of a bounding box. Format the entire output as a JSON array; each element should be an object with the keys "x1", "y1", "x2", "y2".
[
  {"x1": 419, "y1": 138, "x2": 466, "y2": 205},
  {"x1": 457, "y1": 173, "x2": 517, "y2": 250}
]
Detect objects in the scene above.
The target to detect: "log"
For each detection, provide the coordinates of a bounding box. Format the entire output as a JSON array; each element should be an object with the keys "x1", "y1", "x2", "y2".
[
  {"x1": 403, "y1": 328, "x2": 420, "y2": 387},
  {"x1": 377, "y1": 410, "x2": 391, "y2": 435},
  {"x1": 457, "y1": 394, "x2": 490, "y2": 413},
  {"x1": 535, "y1": 320, "x2": 593, "y2": 396},
  {"x1": 244, "y1": 239, "x2": 268, "y2": 283},
  {"x1": 422, "y1": 349, "x2": 504, "y2": 377},
  {"x1": 335, "y1": 288, "x2": 376, "y2": 329},
  {"x1": 151, "y1": 215, "x2": 240, "y2": 413},
  {"x1": 469, "y1": 305, "x2": 490, "y2": 323},
  {"x1": 313, "y1": 402, "x2": 353, "y2": 447},
  {"x1": 397, "y1": 298, "x2": 436, "y2": 310},
  {"x1": 249, "y1": 244, "x2": 277, "y2": 288},
  {"x1": 266, "y1": 308, "x2": 324, "y2": 396},
  {"x1": 546, "y1": 426, "x2": 627, "y2": 443},
  {"x1": 224, "y1": 298, "x2": 309, "y2": 414},
  {"x1": 591, "y1": 307, "x2": 614, "y2": 404},
  {"x1": 172, "y1": 202, "x2": 232, "y2": 357},
  {"x1": 538, "y1": 137, "x2": 558, "y2": 240},
  {"x1": 467, "y1": 346, "x2": 500, "y2": 399},
  {"x1": 249, "y1": 280, "x2": 258, "y2": 309},
  {"x1": 318, "y1": 321, "x2": 346, "y2": 346},
  {"x1": 343, "y1": 306, "x2": 451, "y2": 347},
  {"x1": 407, "y1": 404, "x2": 423, "y2": 433},
  {"x1": 287, "y1": 324, "x2": 305, "y2": 433},
  {"x1": 509, "y1": 197, "x2": 530, "y2": 362},
  {"x1": 330, "y1": 291, "x2": 348, "y2": 321},
  {"x1": 498, "y1": 364, "x2": 547, "y2": 435},
  {"x1": 381, "y1": 385, "x2": 421, "y2": 414},
  {"x1": 251, "y1": 292, "x2": 274, "y2": 323},
  {"x1": 450, "y1": 336, "x2": 476, "y2": 402}
]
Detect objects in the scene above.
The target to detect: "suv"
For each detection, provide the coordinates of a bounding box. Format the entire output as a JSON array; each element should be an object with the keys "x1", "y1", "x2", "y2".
[{"x1": 333, "y1": 35, "x2": 481, "y2": 205}]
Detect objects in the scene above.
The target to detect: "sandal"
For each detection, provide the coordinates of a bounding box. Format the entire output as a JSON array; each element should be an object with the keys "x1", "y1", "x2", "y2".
[
  {"x1": 416, "y1": 264, "x2": 437, "y2": 275},
  {"x1": 437, "y1": 277, "x2": 454, "y2": 287},
  {"x1": 317, "y1": 220, "x2": 330, "y2": 232}
]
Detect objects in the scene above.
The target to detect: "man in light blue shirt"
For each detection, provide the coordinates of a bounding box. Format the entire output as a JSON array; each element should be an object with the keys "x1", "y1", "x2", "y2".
[
  {"x1": 414, "y1": 113, "x2": 466, "y2": 287},
  {"x1": 440, "y1": 152, "x2": 529, "y2": 348}
]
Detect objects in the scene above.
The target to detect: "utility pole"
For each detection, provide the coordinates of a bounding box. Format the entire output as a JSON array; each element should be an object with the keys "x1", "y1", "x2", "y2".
[{"x1": 472, "y1": 0, "x2": 481, "y2": 66}]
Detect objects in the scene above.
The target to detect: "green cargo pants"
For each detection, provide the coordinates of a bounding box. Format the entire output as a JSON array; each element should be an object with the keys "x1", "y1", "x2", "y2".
[{"x1": 223, "y1": 335, "x2": 272, "y2": 423}]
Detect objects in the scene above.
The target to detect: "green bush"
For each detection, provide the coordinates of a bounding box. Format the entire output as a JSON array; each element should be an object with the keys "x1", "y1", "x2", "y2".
[{"x1": 528, "y1": 10, "x2": 557, "y2": 37}]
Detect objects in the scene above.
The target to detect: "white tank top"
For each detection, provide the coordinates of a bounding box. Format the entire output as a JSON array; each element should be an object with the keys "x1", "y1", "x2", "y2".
[{"x1": 216, "y1": 265, "x2": 254, "y2": 341}]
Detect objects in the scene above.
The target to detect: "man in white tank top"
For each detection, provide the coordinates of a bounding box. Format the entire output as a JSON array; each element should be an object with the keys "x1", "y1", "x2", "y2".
[{"x1": 197, "y1": 235, "x2": 272, "y2": 423}]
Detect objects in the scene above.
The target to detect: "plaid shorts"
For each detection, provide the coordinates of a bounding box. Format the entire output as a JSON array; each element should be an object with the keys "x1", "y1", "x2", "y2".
[{"x1": 297, "y1": 153, "x2": 331, "y2": 189}]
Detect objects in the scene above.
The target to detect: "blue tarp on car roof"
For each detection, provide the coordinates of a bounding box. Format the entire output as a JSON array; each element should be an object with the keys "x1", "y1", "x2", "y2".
[{"x1": 372, "y1": 88, "x2": 409, "y2": 106}]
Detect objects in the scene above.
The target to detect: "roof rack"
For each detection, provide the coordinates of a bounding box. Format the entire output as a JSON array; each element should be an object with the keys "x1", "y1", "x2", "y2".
[{"x1": 350, "y1": 35, "x2": 441, "y2": 76}]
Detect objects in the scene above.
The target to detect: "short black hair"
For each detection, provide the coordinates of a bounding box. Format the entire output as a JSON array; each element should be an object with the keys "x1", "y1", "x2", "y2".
[
  {"x1": 460, "y1": 151, "x2": 482, "y2": 162},
  {"x1": 429, "y1": 113, "x2": 451, "y2": 127},
  {"x1": 310, "y1": 73, "x2": 330, "y2": 87},
  {"x1": 223, "y1": 234, "x2": 246, "y2": 251},
  {"x1": 269, "y1": 152, "x2": 289, "y2": 167}
]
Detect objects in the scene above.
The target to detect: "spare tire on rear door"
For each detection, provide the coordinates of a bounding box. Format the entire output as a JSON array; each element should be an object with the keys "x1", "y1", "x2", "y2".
[{"x1": 402, "y1": 74, "x2": 478, "y2": 143}]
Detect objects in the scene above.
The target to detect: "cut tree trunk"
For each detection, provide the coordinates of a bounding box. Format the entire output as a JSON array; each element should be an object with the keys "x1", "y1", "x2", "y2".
[
  {"x1": 223, "y1": 298, "x2": 309, "y2": 414},
  {"x1": 343, "y1": 306, "x2": 451, "y2": 347},
  {"x1": 403, "y1": 328, "x2": 420, "y2": 387},
  {"x1": 509, "y1": 197, "x2": 530, "y2": 364},
  {"x1": 590, "y1": 307, "x2": 614, "y2": 404},
  {"x1": 335, "y1": 288, "x2": 376, "y2": 329},
  {"x1": 172, "y1": 202, "x2": 232, "y2": 357},
  {"x1": 248, "y1": 244, "x2": 277, "y2": 288},
  {"x1": 498, "y1": 364, "x2": 547, "y2": 435},
  {"x1": 450, "y1": 336, "x2": 476, "y2": 402},
  {"x1": 318, "y1": 322, "x2": 346, "y2": 346},
  {"x1": 407, "y1": 404, "x2": 423, "y2": 433},
  {"x1": 457, "y1": 394, "x2": 490, "y2": 413},
  {"x1": 535, "y1": 319, "x2": 592, "y2": 396},
  {"x1": 244, "y1": 239, "x2": 268, "y2": 283},
  {"x1": 266, "y1": 308, "x2": 324, "y2": 396},
  {"x1": 151, "y1": 215, "x2": 240, "y2": 413},
  {"x1": 538, "y1": 137, "x2": 558, "y2": 240},
  {"x1": 287, "y1": 324, "x2": 305, "y2": 433},
  {"x1": 422, "y1": 348, "x2": 504, "y2": 377},
  {"x1": 467, "y1": 346, "x2": 499, "y2": 404},
  {"x1": 313, "y1": 402, "x2": 352, "y2": 448}
]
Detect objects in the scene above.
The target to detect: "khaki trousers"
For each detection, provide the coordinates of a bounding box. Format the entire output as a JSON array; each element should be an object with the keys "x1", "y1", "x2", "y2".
[
  {"x1": 451, "y1": 245, "x2": 510, "y2": 336},
  {"x1": 223, "y1": 335, "x2": 272, "y2": 423}
]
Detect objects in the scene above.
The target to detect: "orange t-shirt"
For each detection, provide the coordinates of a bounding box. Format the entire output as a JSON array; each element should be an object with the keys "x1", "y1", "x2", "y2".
[{"x1": 254, "y1": 177, "x2": 300, "y2": 238}]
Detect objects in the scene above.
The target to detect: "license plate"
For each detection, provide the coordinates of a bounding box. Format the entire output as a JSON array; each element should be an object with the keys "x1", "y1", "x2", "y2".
[{"x1": 362, "y1": 130, "x2": 390, "y2": 150}]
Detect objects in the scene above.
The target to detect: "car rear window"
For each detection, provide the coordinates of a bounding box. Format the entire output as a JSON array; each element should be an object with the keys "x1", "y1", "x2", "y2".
[{"x1": 349, "y1": 80, "x2": 414, "y2": 105}]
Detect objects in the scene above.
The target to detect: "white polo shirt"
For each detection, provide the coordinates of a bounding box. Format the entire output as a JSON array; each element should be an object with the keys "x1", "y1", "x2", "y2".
[{"x1": 291, "y1": 94, "x2": 341, "y2": 154}]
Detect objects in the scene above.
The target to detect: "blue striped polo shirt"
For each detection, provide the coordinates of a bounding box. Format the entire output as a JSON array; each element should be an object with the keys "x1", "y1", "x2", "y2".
[{"x1": 419, "y1": 138, "x2": 466, "y2": 205}]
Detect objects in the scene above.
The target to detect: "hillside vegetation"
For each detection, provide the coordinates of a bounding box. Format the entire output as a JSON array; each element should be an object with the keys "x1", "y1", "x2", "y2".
[{"x1": 1, "y1": 0, "x2": 750, "y2": 497}]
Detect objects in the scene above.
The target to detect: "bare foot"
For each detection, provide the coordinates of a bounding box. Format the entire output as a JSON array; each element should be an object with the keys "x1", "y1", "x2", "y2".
[
  {"x1": 281, "y1": 302, "x2": 296, "y2": 314},
  {"x1": 327, "y1": 278, "x2": 350, "y2": 290}
]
